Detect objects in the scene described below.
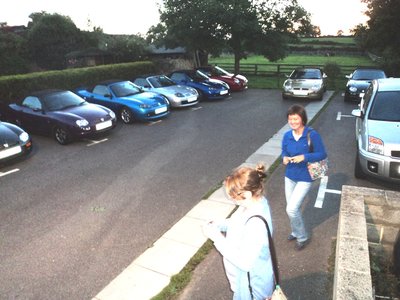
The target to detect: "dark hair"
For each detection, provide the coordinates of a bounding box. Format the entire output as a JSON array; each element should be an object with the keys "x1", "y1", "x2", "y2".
[
  {"x1": 287, "y1": 104, "x2": 307, "y2": 125},
  {"x1": 224, "y1": 163, "x2": 267, "y2": 201}
]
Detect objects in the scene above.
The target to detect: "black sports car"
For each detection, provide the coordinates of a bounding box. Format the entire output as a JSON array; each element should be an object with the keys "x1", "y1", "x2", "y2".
[
  {"x1": 4, "y1": 89, "x2": 117, "y2": 145},
  {"x1": 0, "y1": 121, "x2": 32, "y2": 164},
  {"x1": 344, "y1": 68, "x2": 386, "y2": 102}
]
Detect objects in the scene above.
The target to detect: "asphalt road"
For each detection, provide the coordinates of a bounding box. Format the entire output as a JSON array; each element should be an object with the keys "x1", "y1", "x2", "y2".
[
  {"x1": 0, "y1": 89, "x2": 303, "y2": 300},
  {"x1": 177, "y1": 92, "x2": 400, "y2": 300}
]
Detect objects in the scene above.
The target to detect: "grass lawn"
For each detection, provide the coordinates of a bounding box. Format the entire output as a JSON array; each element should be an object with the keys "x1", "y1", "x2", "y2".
[{"x1": 300, "y1": 36, "x2": 356, "y2": 44}]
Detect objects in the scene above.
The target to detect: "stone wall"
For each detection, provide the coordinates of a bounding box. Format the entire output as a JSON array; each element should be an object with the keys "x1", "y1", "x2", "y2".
[{"x1": 333, "y1": 185, "x2": 400, "y2": 300}]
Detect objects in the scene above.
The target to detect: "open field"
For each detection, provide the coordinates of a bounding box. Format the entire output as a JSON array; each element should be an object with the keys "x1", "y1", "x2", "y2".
[
  {"x1": 209, "y1": 54, "x2": 375, "y2": 67},
  {"x1": 300, "y1": 36, "x2": 356, "y2": 44}
]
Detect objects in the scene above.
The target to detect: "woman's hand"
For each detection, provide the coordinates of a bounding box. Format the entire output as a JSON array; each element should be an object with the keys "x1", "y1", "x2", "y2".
[
  {"x1": 202, "y1": 222, "x2": 223, "y2": 242},
  {"x1": 289, "y1": 155, "x2": 305, "y2": 164},
  {"x1": 283, "y1": 156, "x2": 291, "y2": 165}
]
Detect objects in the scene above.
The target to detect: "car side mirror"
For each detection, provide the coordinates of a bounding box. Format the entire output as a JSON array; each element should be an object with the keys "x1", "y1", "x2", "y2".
[
  {"x1": 323, "y1": 73, "x2": 328, "y2": 78},
  {"x1": 351, "y1": 109, "x2": 363, "y2": 118},
  {"x1": 104, "y1": 93, "x2": 112, "y2": 98},
  {"x1": 345, "y1": 75, "x2": 351, "y2": 79}
]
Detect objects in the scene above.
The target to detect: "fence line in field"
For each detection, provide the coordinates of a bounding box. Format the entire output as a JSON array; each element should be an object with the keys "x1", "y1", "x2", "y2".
[{"x1": 212, "y1": 62, "x2": 377, "y2": 78}]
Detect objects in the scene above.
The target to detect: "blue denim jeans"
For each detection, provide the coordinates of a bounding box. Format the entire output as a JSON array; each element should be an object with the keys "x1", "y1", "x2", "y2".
[{"x1": 284, "y1": 177, "x2": 312, "y2": 242}]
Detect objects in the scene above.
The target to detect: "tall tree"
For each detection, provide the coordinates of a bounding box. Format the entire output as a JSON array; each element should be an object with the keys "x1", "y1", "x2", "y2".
[
  {"x1": 151, "y1": 0, "x2": 313, "y2": 73},
  {"x1": 0, "y1": 29, "x2": 30, "y2": 75},
  {"x1": 27, "y1": 12, "x2": 88, "y2": 70},
  {"x1": 356, "y1": 0, "x2": 400, "y2": 75}
]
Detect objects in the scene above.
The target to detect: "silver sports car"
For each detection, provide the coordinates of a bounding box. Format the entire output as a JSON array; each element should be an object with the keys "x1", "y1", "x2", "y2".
[
  {"x1": 282, "y1": 68, "x2": 327, "y2": 100},
  {"x1": 133, "y1": 75, "x2": 199, "y2": 108}
]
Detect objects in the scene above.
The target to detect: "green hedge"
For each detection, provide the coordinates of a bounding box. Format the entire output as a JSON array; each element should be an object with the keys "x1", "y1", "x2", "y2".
[{"x1": 0, "y1": 61, "x2": 155, "y2": 104}]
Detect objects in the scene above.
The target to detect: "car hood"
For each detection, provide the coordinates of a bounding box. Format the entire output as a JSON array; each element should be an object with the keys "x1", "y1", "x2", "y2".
[
  {"x1": 52, "y1": 103, "x2": 109, "y2": 121},
  {"x1": 347, "y1": 80, "x2": 372, "y2": 89},
  {"x1": 152, "y1": 86, "x2": 195, "y2": 95},
  {"x1": 0, "y1": 123, "x2": 19, "y2": 144},
  {"x1": 288, "y1": 79, "x2": 322, "y2": 88},
  {"x1": 234, "y1": 74, "x2": 247, "y2": 82},
  {"x1": 122, "y1": 92, "x2": 165, "y2": 104},
  {"x1": 224, "y1": 73, "x2": 247, "y2": 82},
  {"x1": 367, "y1": 120, "x2": 400, "y2": 144}
]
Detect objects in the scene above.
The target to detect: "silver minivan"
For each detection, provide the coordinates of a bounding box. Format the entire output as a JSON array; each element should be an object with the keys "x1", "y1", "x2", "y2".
[{"x1": 352, "y1": 78, "x2": 400, "y2": 182}]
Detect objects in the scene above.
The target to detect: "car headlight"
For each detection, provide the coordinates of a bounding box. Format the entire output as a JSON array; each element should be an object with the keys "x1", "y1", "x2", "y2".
[
  {"x1": 311, "y1": 83, "x2": 322, "y2": 91},
  {"x1": 349, "y1": 86, "x2": 358, "y2": 93},
  {"x1": 109, "y1": 111, "x2": 116, "y2": 119},
  {"x1": 283, "y1": 81, "x2": 292, "y2": 90},
  {"x1": 234, "y1": 79, "x2": 240, "y2": 84},
  {"x1": 368, "y1": 136, "x2": 384, "y2": 155},
  {"x1": 140, "y1": 104, "x2": 151, "y2": 108},
  {"x1": 76, "y1": 119, "x2": 89, "y2": 127},
  {"x1": 19, "y1": 131, "x2": 29, "y2": 143}
]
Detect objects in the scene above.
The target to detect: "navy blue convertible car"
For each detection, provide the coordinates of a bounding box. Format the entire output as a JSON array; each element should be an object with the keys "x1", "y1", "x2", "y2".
[{"x1": 4, "y1": 89, "x2": 117, "y2": 145}]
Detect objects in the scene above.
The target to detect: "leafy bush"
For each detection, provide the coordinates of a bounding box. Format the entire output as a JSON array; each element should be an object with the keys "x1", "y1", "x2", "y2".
[
  {"x1": 323, "y1": 62, "x2": 341, "y2": 78},
  {"x1": 323, "y1": 62, "x2": 342, "y2": 89},
  {"x1": 0, "y1": 61, "x2": 156, "y2": 104}
]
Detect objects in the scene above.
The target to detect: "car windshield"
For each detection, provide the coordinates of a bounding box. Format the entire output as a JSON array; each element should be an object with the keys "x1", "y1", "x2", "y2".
[
  {"x1": 214, "y1": 66, "x2": 230, "y2": 76},
  {"x1": 110, "y1": 81, "x2": 141, "y2": 97},
  {"x1": 290, "y1": 69, "x2": 322, "y2": 80},
  {"x1": 149, "y1": 76, "x2": 175, "y2": 88},
  {"x1": 195, "y1": 70, "x2": 210, "y2": 80},
  {"x1": 352, "y1": 70, "x2": 386, "y2": 80},
  {"x1": 43, "y1": 91, "x2": 85, "y2": 111},
  {"x1": 369, "y1": 91, "x2": 400, "y2": 121}
]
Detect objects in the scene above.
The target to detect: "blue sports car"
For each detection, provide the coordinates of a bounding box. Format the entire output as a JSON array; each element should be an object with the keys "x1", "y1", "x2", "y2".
[
  {"x1": 168, "y1": 70, "x2": 230, "y2": 100},
  {"x1": 75, "y1": 80, "x2": 170, "y2": 124}
]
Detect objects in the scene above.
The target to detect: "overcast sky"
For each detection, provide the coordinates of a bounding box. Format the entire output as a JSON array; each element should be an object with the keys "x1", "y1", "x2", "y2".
[{"x1": 0, "y1": 0, "x2": 368, "y2": 36}]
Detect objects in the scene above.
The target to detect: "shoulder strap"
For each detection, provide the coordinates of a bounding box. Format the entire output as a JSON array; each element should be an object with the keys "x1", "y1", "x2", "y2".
[
  {"x1": 307, "y1": 129, "x2": 314, "y2": 153},
  {"x1": 247, "y1": 215, "x2": 280, "y2": 285}
]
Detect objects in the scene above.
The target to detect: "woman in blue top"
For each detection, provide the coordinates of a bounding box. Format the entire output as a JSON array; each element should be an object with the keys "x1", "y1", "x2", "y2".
[
  {"x1": 281, "y1": 104, "x2": 327, "y2": 251},
  {"x1": 203, "y1": 163, "x2": 274, "y2": 300}
]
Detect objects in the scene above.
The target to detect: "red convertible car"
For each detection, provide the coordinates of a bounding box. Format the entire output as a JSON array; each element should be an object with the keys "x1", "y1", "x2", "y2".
[{"x1": 196, "y1": 65, "x2": 248, "y2": 92}]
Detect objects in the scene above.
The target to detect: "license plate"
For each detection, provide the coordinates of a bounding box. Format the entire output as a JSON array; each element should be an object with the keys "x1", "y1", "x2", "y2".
[
  {"x1": 220, "y1": 90, "x2": 228, "y2": 95},
  {"x1": 155, "y1": 106, "x2": 167, "y2": 114},
  {"x1": 293, "y1": 90, "x2": 308, "y2": 96},
  {"x1": 187, "y1": 96, "x2": 197, "y2": 102},
  {"x1": 0, "y1": 145, "x2": 22, "y2": 159},
  {"x1": 96, "y1": 120, "x2": 112, "y2": 131}
]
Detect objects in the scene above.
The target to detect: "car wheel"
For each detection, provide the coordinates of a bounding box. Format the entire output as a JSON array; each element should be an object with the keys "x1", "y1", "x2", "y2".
[
  {"x1": 120, "y1": 107, "x2": 134, "y2": 124},
  {"x1": 282, "y1": 93, "x2": 289, "y2": 100},
  {"x1": 354, "y1": 151, "x2": 366, "y2": 179},
  {"x1": 195, "y1": 89, "x2": 204, "y2": 101},
  {"x1": 53, "y1": 126, "x2": 71, "y2": 145}
]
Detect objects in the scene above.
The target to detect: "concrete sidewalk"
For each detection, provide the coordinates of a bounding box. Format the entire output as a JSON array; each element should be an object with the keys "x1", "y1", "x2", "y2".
[{"x1": 92, "y1": 92, "x2": 333, "y2": 300}]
